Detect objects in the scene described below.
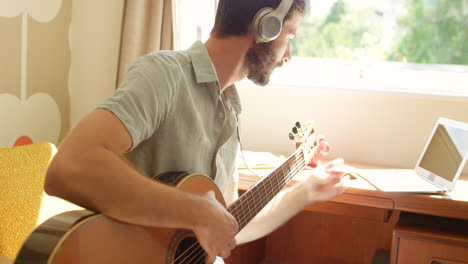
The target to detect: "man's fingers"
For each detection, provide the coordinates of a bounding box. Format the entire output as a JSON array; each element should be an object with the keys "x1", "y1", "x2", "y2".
[
  {"x1": 341, "y1": 174, "x2": 351, "y2": 182},
  {"x1": 319, "y1": 173, "x2": 349, "y2": 189},
  {"x1": 326, "y1": 165, "x2": 355, "y2": 178},
  {"x1": 205, "y1": 253, "x2": 215, "y2": 264},
  {"x1": 228, "y1": 239, "x2": 237, "y2": 250},
  {"x1": 334, "y1": 183, "x2": 346, "y2": 195},
  {"x1": 232, "y1": 220, "x2": 239, "y2": 234},
  {"x1": 329, "y1": 164, "x2": 356, "y2": 172},
  {"x1": 324, "y1": 158, "x2": 344, "y2": 170},
  {"x1": 219, "y1": 249, "x2": 231, "y2": 259},
  {"x1": 332, "y1": 173, "x2": 351, "y2": 185}
]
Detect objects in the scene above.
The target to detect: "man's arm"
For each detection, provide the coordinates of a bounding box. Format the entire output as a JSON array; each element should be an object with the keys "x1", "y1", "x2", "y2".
[
  {"x1": 231, "y1": 159, "x2": 350, "y2": 244},
  {"x1": 45, "y1": 109, "x2": 237, "y2": 263}
]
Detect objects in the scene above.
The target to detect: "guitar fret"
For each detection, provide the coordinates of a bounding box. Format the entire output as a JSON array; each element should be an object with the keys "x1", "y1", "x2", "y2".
[
  {"x1": 237, "y1": 196, "x2": 245, "y2": 220},
  {"x1": 280, "y1": 164, "x2": 287, "y2": 187},
  {"x1": 231, "y1": 196, "x2": 245, "y2": 219},
  {"x1": 229, "y1": 132, "x2": 314, "y2": 232},
  {"x1": 289, "y1": 155, "x2": 296, "y2": 181},
  {"x1": 267, "y1": 174, "x2": 275, "y2": 202},
  {"x1": 240, "y1": 197, "x2": 247, "y2": 226},
  {"x1": 275, "y1": 169, "x2": 281, "y2": 190}
]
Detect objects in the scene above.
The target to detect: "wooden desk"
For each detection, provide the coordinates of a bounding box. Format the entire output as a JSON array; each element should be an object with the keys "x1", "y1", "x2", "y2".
[{"x1": 227, "y1": 168, "x2": 468, "y2": 264}]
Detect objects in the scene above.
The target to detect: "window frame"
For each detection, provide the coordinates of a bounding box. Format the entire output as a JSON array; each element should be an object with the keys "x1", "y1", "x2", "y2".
[{"x1": 267, "y1": 56, "x2": 468, "y2": 99}]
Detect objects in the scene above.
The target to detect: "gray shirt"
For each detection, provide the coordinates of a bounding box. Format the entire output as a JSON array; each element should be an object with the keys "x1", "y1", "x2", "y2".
[{"x1": 98, "y1": 41, "x2": 241, "y2": 193}]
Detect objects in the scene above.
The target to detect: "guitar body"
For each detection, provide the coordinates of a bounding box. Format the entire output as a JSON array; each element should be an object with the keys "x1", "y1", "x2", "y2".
[
  {"x1": 16, "y1": 122, "x2": 319, "y2": 264},
  {"x1": 15, "y1": 173, "x2": 225, "y2": 264}
]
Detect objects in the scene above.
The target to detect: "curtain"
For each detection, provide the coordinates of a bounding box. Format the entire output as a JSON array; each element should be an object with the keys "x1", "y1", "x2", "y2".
[{"x1": 116, "y1": 0, "x2": 174, "y2": 86}]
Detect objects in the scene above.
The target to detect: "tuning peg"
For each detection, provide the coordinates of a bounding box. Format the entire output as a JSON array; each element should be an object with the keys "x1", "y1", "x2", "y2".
[
  {"x1": 292, "y1": 126, "x2": 298, "y2": 134},
  {"x1": 295, "y1": 121, "x2": 301, "y2": 128},
  {"x1": 288, "y1": 132, "x2": 295, "y2": 140}
]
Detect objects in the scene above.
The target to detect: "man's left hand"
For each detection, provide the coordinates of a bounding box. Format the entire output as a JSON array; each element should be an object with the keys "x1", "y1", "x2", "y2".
[{"x1": 301, "y1": 158, "x2": 354, "y2": 202}]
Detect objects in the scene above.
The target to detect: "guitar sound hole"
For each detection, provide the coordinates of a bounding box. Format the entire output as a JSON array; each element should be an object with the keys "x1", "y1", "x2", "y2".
[{"x1": 174, "y1": 236, "x2": 206, "y2": 264}]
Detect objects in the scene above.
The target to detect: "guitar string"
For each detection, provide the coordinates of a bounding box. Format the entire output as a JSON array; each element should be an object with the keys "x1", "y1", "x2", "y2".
[
  {"x1": 170, "y1": 155, "x2": 307, "y2": 264},
  {"x1": 175, "y1": 155, "x2": 306, "y2": 264},
  {"x1": 170, "y1": 241, "x2": 201, "y2": 264},
  {"x1": 171, "y1": 167, "x2": 301, "y2": 264},
  {"x1": 172, "y1": 160, "x2": 305, "y2": 264},
  {"x1": 168, "y1": 155, "x2": 307, "y2": 263},
  {"x1": 185, "y1": 246, "x2": 206, "y2": 264},
  {"x1": 229, "y1": 151, "x2": 304, "y2": 222},
  {"x1": 185, "y1": 129, "x2": 315, "y2": 262},
  {"x1": 232, "y1": 121, "x2": 313, "y2": 227},
  {"x1": 232, "y1": 158, "x2": 306, "y2": 229},
  {"x1": 192, "y1": 159, "x2": 306, "y2": 264},
  {"x1": 175, "y1": 241, "x2": 206, "y2": 264},
  {"x1": 230, "y1": 164, "x2": 300, "y2": 227}
]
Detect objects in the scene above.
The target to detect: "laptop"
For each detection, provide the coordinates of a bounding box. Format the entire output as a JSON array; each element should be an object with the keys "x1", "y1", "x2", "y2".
[{"x1": 356, "y1": 117, "x2": 468, "y2": 193}]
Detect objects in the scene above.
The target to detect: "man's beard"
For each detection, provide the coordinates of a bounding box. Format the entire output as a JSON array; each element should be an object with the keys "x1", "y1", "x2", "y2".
[{"x1": 245, "y1": 42, "x2": 283, "y2": 86}]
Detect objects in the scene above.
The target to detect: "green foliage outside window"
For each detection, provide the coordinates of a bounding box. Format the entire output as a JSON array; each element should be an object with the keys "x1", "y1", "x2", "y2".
[
  {"x1": 292, "y1": 0, "x2": 468, "y2": 66},
  {"x1": 390, "y1": 0, "x2": 468, "y2": 65}
]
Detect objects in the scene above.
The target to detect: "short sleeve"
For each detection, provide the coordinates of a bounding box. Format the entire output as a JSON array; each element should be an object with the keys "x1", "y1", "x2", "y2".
[{"x1": 97, "y1": 57, "x2": 175, "y2": 150}]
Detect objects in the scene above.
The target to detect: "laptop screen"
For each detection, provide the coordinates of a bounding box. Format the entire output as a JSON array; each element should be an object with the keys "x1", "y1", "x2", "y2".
[{"x1": 418, "y1": 122, "x2": 468, "y2": 182}]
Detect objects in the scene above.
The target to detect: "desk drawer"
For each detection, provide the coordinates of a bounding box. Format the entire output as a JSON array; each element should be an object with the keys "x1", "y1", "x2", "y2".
[
  {"x1": 394, "y1": 236, "x2": 468, "y2": 264},
  {"x1": 392, "y1": 213, "x2": 468, "y2": 264}
]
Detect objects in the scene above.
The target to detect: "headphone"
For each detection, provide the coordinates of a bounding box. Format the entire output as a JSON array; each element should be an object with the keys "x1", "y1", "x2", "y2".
[{"x1": 252, "y1": 0, "x2": 294, "y2": 42}]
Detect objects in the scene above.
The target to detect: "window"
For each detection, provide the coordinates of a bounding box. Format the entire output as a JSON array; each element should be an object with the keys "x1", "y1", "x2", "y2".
[
  {"x1": 282, "y1": 0, "x2": 468, "y2": 96},
  {"x1": 174, "y1": 0, "x2": 217, "y2": 50},
  {"x1": 174, "y1": 0, "x2": 468, "y2": 97},
  {"x1": 293, "y1": 0, "x2": 468, "y2": 65}
]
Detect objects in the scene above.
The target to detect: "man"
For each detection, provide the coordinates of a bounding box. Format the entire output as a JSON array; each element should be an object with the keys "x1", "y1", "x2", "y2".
[{"x1": 45, "y1": 0, "x2": 350, "y2": 263}]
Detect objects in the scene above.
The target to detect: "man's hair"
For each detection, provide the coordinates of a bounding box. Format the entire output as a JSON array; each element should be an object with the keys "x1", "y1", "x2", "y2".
[{"x1": 211, "y1": 0, "x2": 310, "y2": 38}]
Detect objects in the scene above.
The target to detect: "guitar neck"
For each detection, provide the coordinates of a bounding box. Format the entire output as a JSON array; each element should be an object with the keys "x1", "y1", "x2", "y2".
[{"x1": 228, "y1": 148, "x2": 307, "y2": 231}]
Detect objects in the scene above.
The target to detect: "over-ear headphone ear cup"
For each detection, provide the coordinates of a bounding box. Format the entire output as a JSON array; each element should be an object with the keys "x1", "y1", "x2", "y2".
[{"x1": 253, "y1": 7, "x2": 282, "y2": 42}]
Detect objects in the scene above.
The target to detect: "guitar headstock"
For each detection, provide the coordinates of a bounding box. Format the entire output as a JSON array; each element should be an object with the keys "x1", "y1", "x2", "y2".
[{"x1": 289, "y1": 121, "x2": 329, "y2": 167}]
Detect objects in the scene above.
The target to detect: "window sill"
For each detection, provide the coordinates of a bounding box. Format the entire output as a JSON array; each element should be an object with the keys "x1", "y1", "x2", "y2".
[{"x1": 251, "y1": 57, "x2": 468, "y2": 100}]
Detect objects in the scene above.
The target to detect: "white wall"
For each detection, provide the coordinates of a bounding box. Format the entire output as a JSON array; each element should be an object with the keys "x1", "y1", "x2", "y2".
[
  {"x1": 69, "y1": 0, "x2": 124, "y2": 126},
  {"x1": 237, "y1": 81, "x2": 468, "y2": 171}
]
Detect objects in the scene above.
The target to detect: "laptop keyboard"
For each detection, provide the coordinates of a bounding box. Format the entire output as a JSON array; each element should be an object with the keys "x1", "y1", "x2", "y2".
[{"x1": 357, "y1": 169, "x2": 444, "y2": 192}]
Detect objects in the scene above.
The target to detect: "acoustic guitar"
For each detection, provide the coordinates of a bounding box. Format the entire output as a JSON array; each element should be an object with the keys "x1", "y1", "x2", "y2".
[{"x1": 15, "y1": 122, "x2": 320, "y2": 264}]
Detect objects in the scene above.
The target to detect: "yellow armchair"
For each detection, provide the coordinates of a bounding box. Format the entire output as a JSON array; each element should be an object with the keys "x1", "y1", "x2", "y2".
[{"x1": 0, "y1": 142, "x2": 83, "y2": 263}]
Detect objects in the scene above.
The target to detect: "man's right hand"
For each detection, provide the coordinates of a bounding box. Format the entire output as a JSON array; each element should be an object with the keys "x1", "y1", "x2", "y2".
[{"x1": 193, "y1": 191, "x2": 238, "y2": 264}]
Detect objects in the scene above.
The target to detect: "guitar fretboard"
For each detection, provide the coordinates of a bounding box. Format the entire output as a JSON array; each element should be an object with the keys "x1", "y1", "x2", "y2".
[{"x1": 228, "y1": 149, "x2": 307, "y2": 231}]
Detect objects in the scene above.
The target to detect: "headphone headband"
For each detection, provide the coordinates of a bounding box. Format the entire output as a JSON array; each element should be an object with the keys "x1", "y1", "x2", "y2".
[
  {"x1": 273, "y1": 0, "x2": 294, "y2": 21},
  {"x1": 253, "y1": 0, "x2": 294, "y2": 42}
]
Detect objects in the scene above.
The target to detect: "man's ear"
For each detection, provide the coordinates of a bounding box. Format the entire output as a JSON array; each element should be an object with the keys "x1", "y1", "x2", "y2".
[{"x1": 246, "y1": 24, "x2": 261, "y2": 44}]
